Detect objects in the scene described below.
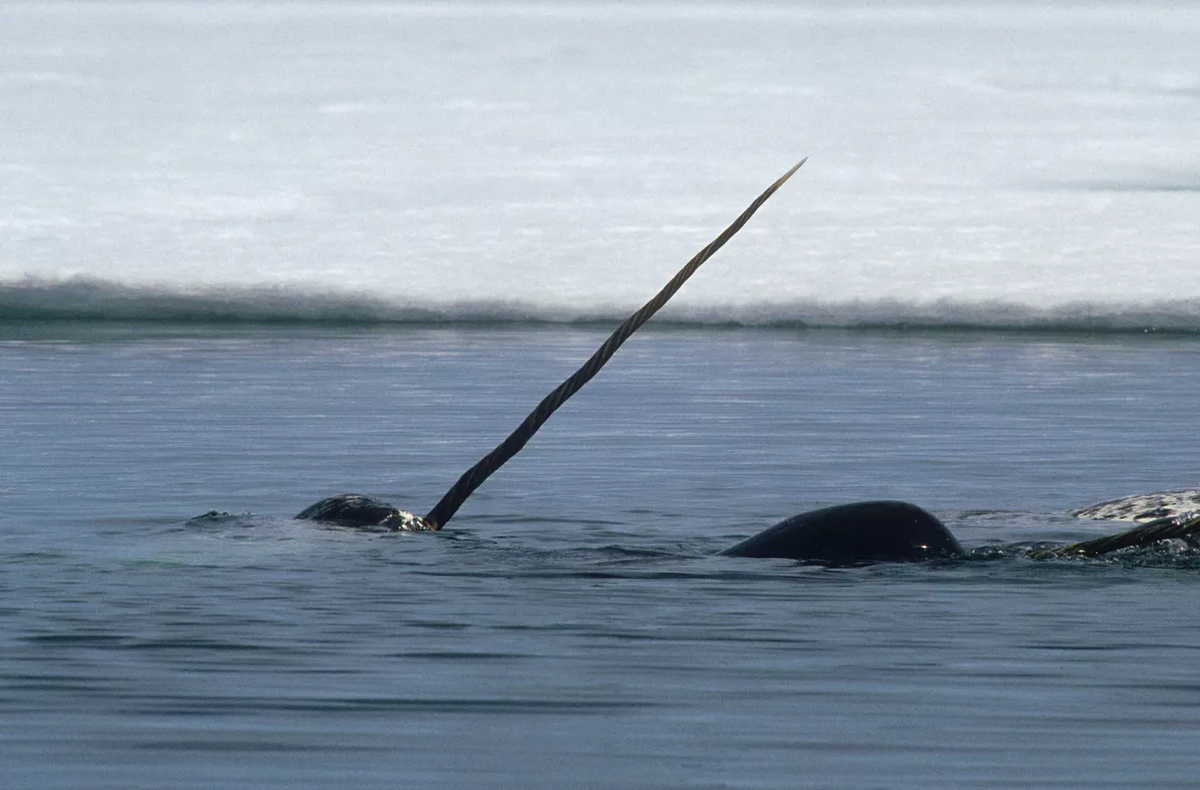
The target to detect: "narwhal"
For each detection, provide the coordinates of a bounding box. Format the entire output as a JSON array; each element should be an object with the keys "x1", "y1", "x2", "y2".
[
  {"x1": 289, "y1": 161, "x2": 1199, "y2": 564},
  {"x1": 296, "y1": 161, "x2": 808, "y2": 533}
]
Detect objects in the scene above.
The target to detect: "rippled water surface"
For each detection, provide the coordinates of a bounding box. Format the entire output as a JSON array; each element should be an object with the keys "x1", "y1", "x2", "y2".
[{"x1": 2, "y1": 325, "x2": 1199, "y2": 789}]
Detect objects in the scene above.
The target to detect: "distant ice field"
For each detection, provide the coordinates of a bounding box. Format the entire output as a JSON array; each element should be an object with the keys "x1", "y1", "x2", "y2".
[{"x1": 1, "y1": 1, "x2": 1198, "y2": 329}]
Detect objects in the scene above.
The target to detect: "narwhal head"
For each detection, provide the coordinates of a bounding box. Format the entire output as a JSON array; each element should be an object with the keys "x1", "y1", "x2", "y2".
[{"x1": 295, "y1": 493, "x2": 434, "y2": 531}]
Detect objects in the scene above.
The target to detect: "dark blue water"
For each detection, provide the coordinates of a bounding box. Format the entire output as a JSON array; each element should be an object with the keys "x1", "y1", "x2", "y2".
[{"x1": 2, "y1": 324, "x2": 1199, "y2": 788}]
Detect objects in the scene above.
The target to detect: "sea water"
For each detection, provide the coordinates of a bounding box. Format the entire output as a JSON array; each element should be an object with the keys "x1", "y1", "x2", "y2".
[{"x1": 2, "y1": 2, "x2": 1199, "y2": 788}]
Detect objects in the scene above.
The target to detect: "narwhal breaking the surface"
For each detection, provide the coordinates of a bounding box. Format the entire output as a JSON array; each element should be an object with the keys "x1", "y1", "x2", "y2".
[
  {"x1": 296, "y1": 161, "x2": 808, "y2": 532},
  {"x1": 289, "y1": 161, "x2": 1200, "y2": 565}
]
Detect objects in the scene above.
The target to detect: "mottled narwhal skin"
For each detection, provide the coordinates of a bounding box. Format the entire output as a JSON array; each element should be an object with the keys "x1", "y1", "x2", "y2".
[
  {"x1": 1072, "y1": 488, "x2": 1200, "y2": 523},
  {"x1": 295, "y1": 494, "x2": 428, "y2": 531},
  {"x1": 721, "y1": 500, "x2": 963, "y2": 565}
]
